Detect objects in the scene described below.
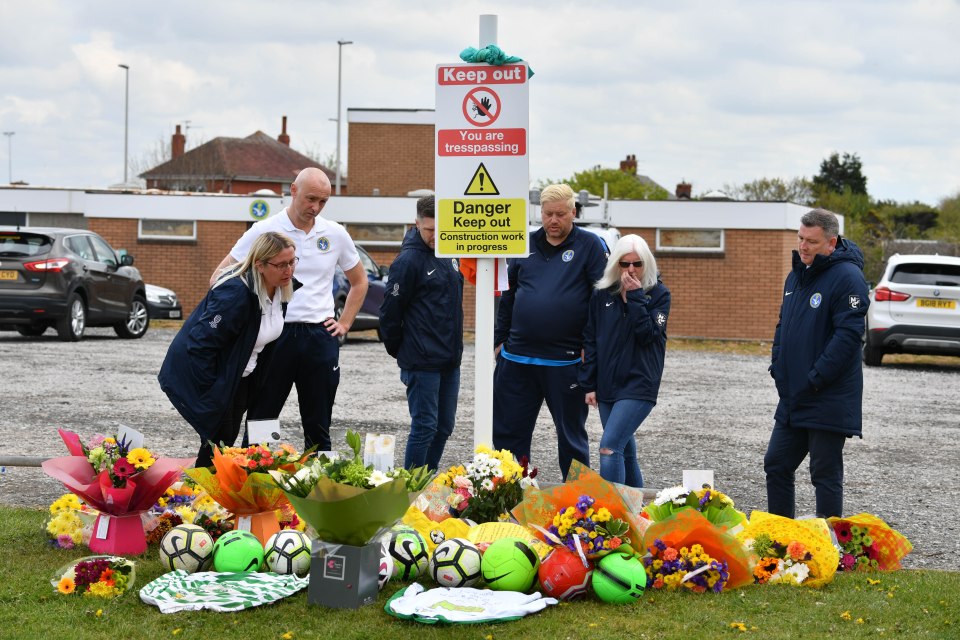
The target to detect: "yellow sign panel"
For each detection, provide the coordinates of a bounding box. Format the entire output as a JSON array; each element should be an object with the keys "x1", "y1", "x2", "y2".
[
  {"x1": 437, "y1": 198, "x2": 527, "y2": 256},
  {"x1": 464, "y1": 163, "x2": 500, "y2": 195}
]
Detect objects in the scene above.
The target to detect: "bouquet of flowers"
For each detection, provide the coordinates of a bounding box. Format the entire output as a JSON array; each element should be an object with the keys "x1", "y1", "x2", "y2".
[
  {"x1": 645, "y1": 538, "x2": 732, "y2": 593},
  {"x1": 512, "y1": 461, "x2": 647, "y2": 558},
  {"x1": 641, "y1": 509, "x2": 754, "y2": 591},
  {"x1": 46, "y1": 493, "x2": 96, "y2": 549},
  {"x1": 736, "y1": 511, "x2": 838, "y2": 587},
  {"x1": 828, "y1": 513, "x2": 913, "y2": 572},
  {"x1": 641, "y1": 485, "x2": 746, "y2": 531},
  {"x1": 52, "y1": 555, "x2": 136, "y2": 598},
  {"x1": 540, "y1": 494, "x2": 631, "y2": 557},
  {"x1": 271, "y1": 430, "x2": 430, "y2": 546},
  {"x1": 183, "y1": 442, "x2": 310, "y2": 544},
  {"x1": 435, "y1": 446, "x2": 538, "y2": 524},
  {"x1": 42, "y1": 429, "x2": 192, "y2": 554}
]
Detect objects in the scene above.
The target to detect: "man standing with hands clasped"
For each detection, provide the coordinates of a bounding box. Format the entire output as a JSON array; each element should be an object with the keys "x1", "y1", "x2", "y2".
[
  {"x1": 766, "y1": 208, "x2": 869, "y2": 519},
  {"x1": 210, "y1": 167, "x2": 368, "y2": 452},
  {"x1": 379, "y1": 196, "x2": 464, "y2": 471}
]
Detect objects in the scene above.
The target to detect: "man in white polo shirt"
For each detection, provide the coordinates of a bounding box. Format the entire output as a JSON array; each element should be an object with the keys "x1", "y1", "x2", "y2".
[{"x1": 210, "y1": 167, "x2": 368, "y2": 451}]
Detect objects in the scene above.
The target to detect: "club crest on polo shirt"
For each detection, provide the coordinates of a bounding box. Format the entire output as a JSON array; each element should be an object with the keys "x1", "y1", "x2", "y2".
[
  {"x1": 317, "y1": 237, "x2": 331, "y2": 252},
  {"x1": 562, "y1": 250, "x2": 574, "y2": 262},
  {"x1": 209, "y1": 314, "x2": 222, "y2": 329},
  {"x1": 809, "y1": 293, "x2": 822, "y2": 308},
  {"x1": 849, "y1": 294, "x2": 862, "y2": 309}
]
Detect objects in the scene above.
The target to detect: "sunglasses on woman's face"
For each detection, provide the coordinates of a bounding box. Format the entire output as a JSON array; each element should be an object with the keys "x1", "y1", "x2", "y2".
[{"x1": 618, "y1": 260, "x2": 643, "y2": 268}]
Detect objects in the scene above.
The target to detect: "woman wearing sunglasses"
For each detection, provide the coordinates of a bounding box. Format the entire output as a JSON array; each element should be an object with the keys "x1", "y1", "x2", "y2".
[
  {"x1": 579, "y1": 234, "x2": 671, "y2": 487},
  {"x1": 159, "y1": 231, "x2": 298, "y2": 467}
]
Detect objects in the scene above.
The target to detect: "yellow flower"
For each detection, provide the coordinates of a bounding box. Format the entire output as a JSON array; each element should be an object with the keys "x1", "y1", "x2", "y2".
[
  {"x1": 281, "y1": 633, "x2": 294, "y2": 640},
  {"x1": 840, "y1": 611, "x2": 852, "y2": 620},
  {"x1": 595, "y1": 507, "x2": 611, "y2": 522},
  {"x1": 172, "y1": 630, "x2": 182, "y2": 636},
  {"x1": 58, "y1": 577, "x2": 76, "y2": 594},
  {"x1": 95, "y1": 609, "x2": 103, "y2": 617},
  {"x1": 867, "y1": 578, "x2": 881, "y2": 585},
  {"x1": 127, "y1": 448, "x2": 155, "y2": 470},
  {"x1": 729, "y1": 622, "x2": 747, "y2": 631},
  {"x1": 855, "y1": 618, "x2": 864, "y2": 625},
  {"x1": 85, "y1": 581, "x2": 120, "y2": 598}
]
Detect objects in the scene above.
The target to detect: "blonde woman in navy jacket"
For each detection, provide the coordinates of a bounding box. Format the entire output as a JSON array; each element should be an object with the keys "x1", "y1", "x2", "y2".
[{"x1": 579, "y1": 234, "x2": 670, "y2": 487}]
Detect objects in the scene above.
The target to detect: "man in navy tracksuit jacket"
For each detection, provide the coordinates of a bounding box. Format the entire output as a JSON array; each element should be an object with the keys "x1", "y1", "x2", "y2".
[
  {"x1": 766, "y1": 208, "x2": 869, "y2": 519},
  {"x1": 493, "y1": 184, "x2": 607, "y2": 479},
  {"x1": 379, "y1": 196, "x2": 464, "y2": 471}
]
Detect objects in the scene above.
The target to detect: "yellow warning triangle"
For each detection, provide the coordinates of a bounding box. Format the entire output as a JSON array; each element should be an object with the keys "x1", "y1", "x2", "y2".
[{"x1": 464, "y1": 163, "x2": 500, "y2": 196}]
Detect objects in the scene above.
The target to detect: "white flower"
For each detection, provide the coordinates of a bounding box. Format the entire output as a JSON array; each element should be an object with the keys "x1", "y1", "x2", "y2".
[
  {"x1": 653, "y1": 485, "x2": 690, "y2": 507},
  {"x1": 368, "y1": 470, "x2": 391, "y2": 487},
  {"x1": 520, "y1": 476, "x2": 539, "y2": 490},
  {"x1": 481, "y1": 478, "x2": 495, "y2": 491}
]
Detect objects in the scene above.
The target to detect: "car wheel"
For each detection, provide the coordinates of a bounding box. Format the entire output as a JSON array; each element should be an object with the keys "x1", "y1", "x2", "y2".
[
  {"x1": 334, "y1": 297, "x2": 347, "y2": 347},
  {"x1": 862, "y1": 330, "x2": 883, "y2": 366},
  {"x1": 115, "y1": 295, "x2": 150, "y2": 339},
  {"x1": 56, "y1": 293, "x2": 86, "y2": 341},
  {"x1": 16, "y1": 325, "x2": 46, "y2": 337}
]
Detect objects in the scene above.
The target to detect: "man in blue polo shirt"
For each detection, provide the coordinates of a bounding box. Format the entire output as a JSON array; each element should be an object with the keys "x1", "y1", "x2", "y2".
[{"x1": 493, "y1": 183, "x2": 608, "y2": 479}]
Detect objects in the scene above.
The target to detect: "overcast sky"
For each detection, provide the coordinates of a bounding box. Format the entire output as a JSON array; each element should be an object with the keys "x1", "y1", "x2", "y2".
[{"x1": 1, "y1": 0, "x2": 958, "y2": 204}]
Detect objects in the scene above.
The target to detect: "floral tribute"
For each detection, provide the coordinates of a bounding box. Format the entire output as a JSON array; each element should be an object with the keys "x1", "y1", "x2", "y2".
[
  {"x1": 46, "y1": 493, "x2": 96, "y2": 549},
  {"x1": 828, "y1": 513, "x2": 913, "y2": 572},
  {"x1": 435, "y1": 446, "x2": 538, "y2": 524},
  {"x1": 41, "y1": 429, "x2": 193, "y2": 555},
  {"x1": 644, "y1": 538, "x2": 731, "y2": 592},
  {"x1": 642, "y1": 485, "x2": 746, "y2": 531},
  {"x1": 735, "y1": 511, "x2": 838, "y2": 588},
  {"x1": 271, "y1": 431, "x2": 430, "y2": 547},
  {"x1": 52, "y1": 555, "x2": 136, "y2": 598},
  {"x1": 545, "y1": 495, "x2": 631, "y2": 558}
]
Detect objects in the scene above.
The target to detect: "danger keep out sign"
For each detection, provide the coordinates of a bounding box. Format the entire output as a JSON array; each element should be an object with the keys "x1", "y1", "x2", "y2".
[{"x1": 435, "y1": 62, "x2": 529, "y2": 257}]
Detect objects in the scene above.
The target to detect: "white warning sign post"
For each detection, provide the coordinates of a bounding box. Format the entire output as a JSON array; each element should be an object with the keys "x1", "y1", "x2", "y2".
[{"x1": 435, "y1": 62, "x2": 530, "y2": 257}]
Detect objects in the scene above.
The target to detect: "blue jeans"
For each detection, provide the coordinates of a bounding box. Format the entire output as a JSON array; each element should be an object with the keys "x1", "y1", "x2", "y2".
[
  {"x1": 402, "y1": 367, "x2": 460, "y2": 471},
  {"x1": 764, "y1": 421, "x2": 847, "y2": 518},
  {"x1": 598, "y1": 399, "x2": 654, "y2": 488}
]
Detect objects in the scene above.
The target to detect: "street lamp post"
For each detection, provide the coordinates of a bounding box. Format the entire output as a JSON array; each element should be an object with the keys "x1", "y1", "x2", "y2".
[
  {"x1": 335, "y1": 40, "x2": 353, "y2": 196},
  {"x1": 2, "y1": 132, "x2": 12, "y2": 184},
  {"x1": 118, "y1": 63, "x2": 130, "y2": 184}
]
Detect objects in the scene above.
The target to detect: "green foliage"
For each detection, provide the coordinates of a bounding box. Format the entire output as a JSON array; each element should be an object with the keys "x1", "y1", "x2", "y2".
[
  {"x1": 813, "y1": 152, "x2": 868, "y2": 196},
  {"x1": 933, "y1": 191, "x2": 960, "y2": 241},
  {"x1": 722, "y1": 177, "x2": 815, "y2": 204},
  {"x1": 551, "y1": 166, "x2": 670, "y2": 200},
  {"x1": 1, "y1": 507, "x2": 959, "y2": 639}
]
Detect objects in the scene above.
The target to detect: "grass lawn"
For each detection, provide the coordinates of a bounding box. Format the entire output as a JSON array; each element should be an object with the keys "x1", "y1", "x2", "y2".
[{"x1": 2, "y1": 507, "x2": 957, "y2": 640}]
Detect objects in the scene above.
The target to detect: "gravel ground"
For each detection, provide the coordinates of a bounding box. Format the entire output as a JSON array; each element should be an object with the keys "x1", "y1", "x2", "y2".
[{"x1": 1, "y1": 327, "x2": 957, "y2": 571}]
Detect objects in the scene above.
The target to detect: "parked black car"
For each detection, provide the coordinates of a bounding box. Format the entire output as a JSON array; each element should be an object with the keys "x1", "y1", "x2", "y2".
[
  {"x1": 0, "y1": 227, "x2": 149, "y2": 341},
  {"x1": 332, "y1": 245, "x2": 388, "y2": 346},
  {"x1": 145, "y1": 283, "x2": 183, "y2": 320}
]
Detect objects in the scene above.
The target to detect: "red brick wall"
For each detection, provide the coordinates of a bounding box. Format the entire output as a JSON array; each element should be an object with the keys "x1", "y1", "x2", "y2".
[
  {"x1": 348, "y1": 123, "x2": 434, "y2": 196},
  {"x1": 88, "y1": 218, "x2": 248, "y2": 315},
  {"x1": 617, "y1": 227, "x2": 795, "y2": 340}
]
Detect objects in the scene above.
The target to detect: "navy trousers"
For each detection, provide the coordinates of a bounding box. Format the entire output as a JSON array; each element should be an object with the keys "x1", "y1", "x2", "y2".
[
  {"x1": 764, "y1": 421, "x2": 847, "y2": 518},
  {"x1": 492, "y1": 356, "x2": 589, "y2": 479},
  {"x1": 247, "y1": 322, "x2": 340, "y2": 452}
]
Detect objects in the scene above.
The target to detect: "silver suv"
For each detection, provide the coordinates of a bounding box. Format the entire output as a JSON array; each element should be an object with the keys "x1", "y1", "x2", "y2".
[{"x1": 863, "y1": 253, "x2": 960, "y2": 365}]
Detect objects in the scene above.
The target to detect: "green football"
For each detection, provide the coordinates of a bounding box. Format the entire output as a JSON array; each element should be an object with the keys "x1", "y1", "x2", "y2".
[
  {"x1": 212, "y1": 530, "x2": 264, "y2": 572},
  {"x1": 591, "y1": 552, "x2": 647, "y2": 603},
  {"x1": 480, "y1": 537, "x2": 540, "y2": 592}
]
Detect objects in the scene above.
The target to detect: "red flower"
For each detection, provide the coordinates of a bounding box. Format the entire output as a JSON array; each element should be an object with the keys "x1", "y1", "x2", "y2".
[
  {"x1": 834, "y1": 521, "x2": 853, "y2": 544},
  {"x1": 866, "y1": 543, "x2": 880, "y2": 561},
  {"x1": 112, "y1": 458, "x2": 136, "y2": 478}
]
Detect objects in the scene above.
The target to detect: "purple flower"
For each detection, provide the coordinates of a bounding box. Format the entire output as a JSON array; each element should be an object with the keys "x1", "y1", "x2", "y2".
[
  {"x1": 699, "y1": 490, "x2": 712, "y2": 507},
  {"x1": 576, "y1": 495, "x2": 594, "y2": 512}
]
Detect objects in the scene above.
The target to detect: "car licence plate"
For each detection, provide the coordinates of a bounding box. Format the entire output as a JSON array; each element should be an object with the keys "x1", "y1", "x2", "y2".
[
  {"x1": 916, "y1": 298, "x2": 956, "y2": 310},
  {"x1": 168, "y1": 310, "x2": 182, "y2": 319},
  {"x1": 0, "y1": 270, "x2": 17, "y2": 281}
]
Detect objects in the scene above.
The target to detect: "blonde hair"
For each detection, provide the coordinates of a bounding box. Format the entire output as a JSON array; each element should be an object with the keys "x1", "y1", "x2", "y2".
[
  {"x1": 539, "y1": 183, "x2": 576, "y2": 211},
  {"x1": 596, "y1": 234, "x2": 658, "y2": 292},
  {"x1": 214, "y1": 232, "x2": 296, "y2": 309}
]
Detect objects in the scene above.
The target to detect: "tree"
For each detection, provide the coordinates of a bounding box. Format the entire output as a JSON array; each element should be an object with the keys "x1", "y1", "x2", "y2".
[
  {"x1": 548, "y1": 166, "x2": 669, "y2": 200},
  {"x1": 812, "y1": 152, "x2": 868, "y2": 196},
  {"x1": 722, "y1": 177, "x2": 815, "y2": 204},
  {"x1": 933, "y1": 192, "x2": 960, "y2": 242}
]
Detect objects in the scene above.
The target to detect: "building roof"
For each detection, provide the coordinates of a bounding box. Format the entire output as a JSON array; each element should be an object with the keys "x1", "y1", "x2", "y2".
[{"x1": 140, "y1": 131, "x2": 334, "y2": 183}]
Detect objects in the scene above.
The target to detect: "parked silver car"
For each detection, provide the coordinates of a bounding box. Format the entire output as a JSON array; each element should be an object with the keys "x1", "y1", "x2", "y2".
[{"x1": 863, "y1": 253, "x2": 960, "y2": 365}]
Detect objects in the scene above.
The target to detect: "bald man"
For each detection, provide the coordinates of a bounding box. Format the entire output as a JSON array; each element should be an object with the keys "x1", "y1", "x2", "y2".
[{"x1": 210, "y1": 167, "x2": 368, "y2": 451}]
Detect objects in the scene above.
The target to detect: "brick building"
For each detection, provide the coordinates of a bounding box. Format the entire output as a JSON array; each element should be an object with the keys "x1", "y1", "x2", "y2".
[{"x1": 347, "y1": 109, "x2": 434, "y2": 196}]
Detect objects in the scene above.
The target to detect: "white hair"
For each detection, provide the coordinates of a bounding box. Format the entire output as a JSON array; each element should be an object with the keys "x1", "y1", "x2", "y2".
[{"x1": 595, "y1": 234, "x2": 658, "y2": 292}]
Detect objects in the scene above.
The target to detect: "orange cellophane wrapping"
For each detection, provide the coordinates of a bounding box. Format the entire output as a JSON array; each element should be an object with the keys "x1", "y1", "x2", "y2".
[
  {"x1": 827, "y1": 513, "x2": 913, "y2": 571},
  {"x1": 736, "y1": 511, "x2": 839, "y2": 587},
  {"x1": 182, "y1": 446, "x2": 295, "y2": 515}
]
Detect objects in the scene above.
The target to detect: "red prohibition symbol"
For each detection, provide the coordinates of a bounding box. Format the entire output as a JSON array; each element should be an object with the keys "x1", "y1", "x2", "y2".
[{"x1": 462, "y1": 87, "x2": 501, "y2": 127}]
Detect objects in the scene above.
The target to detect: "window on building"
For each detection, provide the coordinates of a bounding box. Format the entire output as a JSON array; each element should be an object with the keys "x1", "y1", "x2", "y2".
[
  {"x1": 0, "y1": 211, "x2": 26, "y2": 226},
  {"x1": 656, "y1": 228, "x2": 724, "y2": 252},
  {"x1": 343, "y1": 223, "x2": 407, "y2": 246},
  {"x1": 138, "y1": 219, "x2": 197, "y2": 241}
]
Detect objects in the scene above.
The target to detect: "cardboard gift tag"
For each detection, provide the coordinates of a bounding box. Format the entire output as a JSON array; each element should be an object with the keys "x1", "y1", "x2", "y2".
[
  {"x1": 683, "y1": 470, "x2": 714, "y2": 491},
  {"x1": 247, "y1": 419, "x2": 286, "y2": 446},
  {"x1": 363, "y1": 434, "x2": 395, "y2": 472},
  {"x1": 116, "y1": 424, "x2": 145, "y2": 450}
]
